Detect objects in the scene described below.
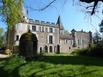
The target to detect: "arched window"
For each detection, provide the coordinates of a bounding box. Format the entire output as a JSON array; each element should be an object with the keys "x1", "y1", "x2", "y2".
[
  {"x1": 57, "y1": 45, "x2": 60, "y2": 54},
  {"x1": 40, "y1": 47, "x2": 42, "y2": 53},
  {"x1": 49, "y1": 46, "x2": 53, "y2": 52},
  {"x1": 44, "y1": 46, "x2": 48, "y2": 53}
]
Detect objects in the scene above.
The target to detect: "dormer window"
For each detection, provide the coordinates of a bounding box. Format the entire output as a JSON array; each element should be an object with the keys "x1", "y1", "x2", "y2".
[{"x1": 32, "y1": 26, "x2": 36, "y2": 31}]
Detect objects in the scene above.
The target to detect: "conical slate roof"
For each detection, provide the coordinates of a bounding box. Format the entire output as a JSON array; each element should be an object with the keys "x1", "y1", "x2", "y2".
[{"x1": 56, "y1": 16, "x2": 64, "y2": 30}]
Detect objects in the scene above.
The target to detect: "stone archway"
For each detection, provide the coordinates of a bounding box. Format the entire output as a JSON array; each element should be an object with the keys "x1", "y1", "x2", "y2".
[{"x1": 19, "y1": 32, "x2": 38, "y2": 58}]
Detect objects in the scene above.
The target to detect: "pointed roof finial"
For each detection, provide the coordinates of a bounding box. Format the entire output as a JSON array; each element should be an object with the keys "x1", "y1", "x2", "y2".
[
  {"x1": 56, "y1": 16, "x2": 61, "y2": 25},
  {"x1": 56, "y1": 16, "x2": 64, "y2": 30}
]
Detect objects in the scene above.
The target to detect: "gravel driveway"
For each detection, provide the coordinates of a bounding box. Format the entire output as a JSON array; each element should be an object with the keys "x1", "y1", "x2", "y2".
[{"x1": 0, "y1": 54, "x2": 10, "y2": 58}]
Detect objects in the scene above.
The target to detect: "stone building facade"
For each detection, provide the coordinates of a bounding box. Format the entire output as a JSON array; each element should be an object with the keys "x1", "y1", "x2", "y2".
[
  {"x1": 14, "y1": 20, "x2": 60, "y2": 53},
  {"x1": 12, "y1": 16, "x2": 92, "y2": 54},
  {"x1": 5, "y1": 6, "x2": 92, "y2": 54}
]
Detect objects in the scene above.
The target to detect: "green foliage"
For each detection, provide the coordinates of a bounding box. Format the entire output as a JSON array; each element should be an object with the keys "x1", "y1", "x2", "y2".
[
  {"x1": 72, "y1": 42, "x2": 103, "y2": 57},
  {"x1": 71, "y1": 48, "x2": 88, "y2": 56},
  {"x1": 0, "y1": 27, "x2": 4, "y2": 47},
  {"x1": 1, "y1": 55, "x2": 103, "y2": 77},
  {"x1": 0, "y1": 54, "x2": 26, "y2": 77},
  {"x1": 0, "y1": 0, "x2": 23, "y2": 49},
  {"x1": 0, "y1": 0, "x2": 23, "y2": 28}
]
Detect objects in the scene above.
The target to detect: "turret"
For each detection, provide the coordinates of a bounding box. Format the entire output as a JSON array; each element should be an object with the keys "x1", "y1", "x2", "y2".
[
  {"x1": 56, "y1": 16, "x2": 64, "y2": 35},
  {"x1": 21, "y1": 4, "x2": 29, "y2": 22}
]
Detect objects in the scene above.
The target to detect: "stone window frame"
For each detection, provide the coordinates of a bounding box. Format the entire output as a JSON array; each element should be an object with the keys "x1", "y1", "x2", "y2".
[
  {"x1": 39, "y1": 26, "x2": 42, "y2": 32},
  {"x1": 48, "y1": 33, "x2": 55, "y2": 44},
  {"x1": 49, "y1": 27, "x2": 53, "y2": 33},
  {"x1": 49, "y1": 46, "x2": 53, "y2": 52},
  {"x1": 45, "y1": 27, "x2": 48, "y2": 32},
  {"x1": 49, "y1": 35, "x2": 53, "y2": 44},
  {"x1": 32, "y1": 25, "x2": 36, "y2": 31},
  {"x1": 42, "y1": 26, "x2": 44, "y2": 32}
]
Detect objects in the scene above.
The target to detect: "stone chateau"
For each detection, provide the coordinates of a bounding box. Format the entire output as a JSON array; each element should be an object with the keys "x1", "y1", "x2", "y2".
[{"x1": 6, "y1": 7, "x2": 92, "y2": 54}]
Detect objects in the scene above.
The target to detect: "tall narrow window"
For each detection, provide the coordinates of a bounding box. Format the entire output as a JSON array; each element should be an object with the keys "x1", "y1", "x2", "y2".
[
  {"x1": 49, "y1": 28, "x2": 53, "y2": 33},
  {"x1": 32, "y1": 26, "x2": 36, "y2": 31},
  {"x1": 65, "y1": 40, "x2": 68, "y2": 44},
  {"x1": 40, "y1": 47, "x2": 42, "y2": 53},
  {"x1": 39, "y1": 26, "x2": 41, "y2": 32},
  {"x1": 45, "y1": 28, "x2": 48, "y2": 32},
  {"x1": 42, "y1": 26, "x2": 44, "y2": 32},
  {"x1": 16, "y1": 35, "x2": 19, "y2": 41},
  {"x1": 49, "y1": 46, "x2": 53, "y2": 52},
  {"x1": 44, "y1": 46, "x2": 48, "y2": 53},
  {"x1": 49, "y1": 35, "x2": 53, "y2": 44}
]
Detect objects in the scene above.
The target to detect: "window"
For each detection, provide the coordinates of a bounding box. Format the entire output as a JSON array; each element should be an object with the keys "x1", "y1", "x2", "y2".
[
  {"x1": 49, "y1": 35, "x2": 53, "y2": 44},
  {"x1": 40, "y1": 47, "x2": 42, "y2": 53},
  {"x1": 39, "y1": 26, "x2": 41, "y2": 32},
  {"x1": 32, "y1": 26, "x2": 36, "y2": 31},
  {"x1": 16, "y1": 35, "x2": 19, "y2": 41},
  {"x1": 42, "y1": 26, "x2": 44, "y2": 32},
  {"x1": 45, "y1": 28, "x2": 48, "y2": 32},
  {"x1": 49, "y1": 46, "x2": 53, "y2": 52},
  {"x1": 44, "y1": 46, "x2": 48, "y2": 53},
  {"x1": 78, "y1": 39, "x2": 81, "y2": 45},
  {"x1": 57, "y1": 45, "x2": 60, "y2": 54},
  {"x1": 49, "y1": 28, "x2": 53, "y2": 33},
  {"x1": 69, "y1": 47, "x2": 71, "y2": 49},
  {"x1": 65, "y1": 40, "x2": 68, "y2": 44}
]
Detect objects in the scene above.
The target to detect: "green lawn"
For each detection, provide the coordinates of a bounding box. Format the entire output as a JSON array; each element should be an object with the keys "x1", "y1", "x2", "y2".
[{"x1": 0, "y1": 54, "x2": 103, "y2": 77}]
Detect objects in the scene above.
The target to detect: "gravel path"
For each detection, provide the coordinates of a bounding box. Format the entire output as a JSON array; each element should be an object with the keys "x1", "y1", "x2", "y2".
[{"x1": 0, "y1": 54, "x2": 10, "y2": 58}]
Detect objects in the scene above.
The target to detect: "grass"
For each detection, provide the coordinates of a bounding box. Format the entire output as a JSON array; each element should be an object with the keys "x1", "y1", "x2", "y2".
[{"x1": 0, "y1": 54, "x2": 103, "y2": 77}]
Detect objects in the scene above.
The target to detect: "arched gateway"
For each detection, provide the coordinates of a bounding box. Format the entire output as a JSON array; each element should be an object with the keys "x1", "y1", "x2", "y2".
[{"x1": 19, "y1": 31, "x2": 38, "y2": 58}]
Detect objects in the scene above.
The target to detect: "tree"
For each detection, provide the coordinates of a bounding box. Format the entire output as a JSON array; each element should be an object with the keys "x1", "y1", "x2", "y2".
[
  {"x1": 38, "y1": 0, "x2": 103, "y2": 15},
  {"x1": 64, "y1": 30, "x2": 69, "y2": 35},
  {"x1": 0, "y1": 27, "x2": 4, "y2": 47},
  {"x1": 80, "y1": 0, "x2": 103, "y2": 15},
  {"x1": 93, "y1": 32, "x2": 101, "y2": 44},
  {"x1": 0, "y1": 0, "x2": 23, "y2": 49}
]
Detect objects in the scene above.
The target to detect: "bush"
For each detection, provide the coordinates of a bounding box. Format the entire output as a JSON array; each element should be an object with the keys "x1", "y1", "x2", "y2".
[
  {"x1": 72, "y1": 43, "x2": 103, "y2": 57},
  {"x1": 0, "y1": 54, "x2": 26, "y2": 77}
]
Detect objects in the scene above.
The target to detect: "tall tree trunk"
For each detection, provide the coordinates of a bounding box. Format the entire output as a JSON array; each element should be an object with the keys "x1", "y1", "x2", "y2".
[{"x1": 6, "y1": 26, "x2": 15, "y2": 50}]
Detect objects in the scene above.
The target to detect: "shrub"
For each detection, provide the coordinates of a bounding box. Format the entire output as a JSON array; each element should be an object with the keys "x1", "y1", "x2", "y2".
[
  {"x1": 0, "y1": 54, "x2": 26, "y2": 77},
  {"x1": 72, "y1": 43, "x2": 103, "y2": 57}
]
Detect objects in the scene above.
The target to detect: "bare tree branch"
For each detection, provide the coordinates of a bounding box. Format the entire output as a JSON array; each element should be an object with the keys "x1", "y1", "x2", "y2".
[
  {"x1": 39, "y1": 0, "x2": 57, "y2": 11},
  {"x1": 80, "y1": 0, "x2": 103, "y2": 15}
]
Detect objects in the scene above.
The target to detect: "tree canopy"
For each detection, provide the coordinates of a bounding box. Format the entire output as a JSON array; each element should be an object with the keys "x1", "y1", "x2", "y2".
[{"x1": 0, "y1": 0, "x2": 23, "y2": 28}]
